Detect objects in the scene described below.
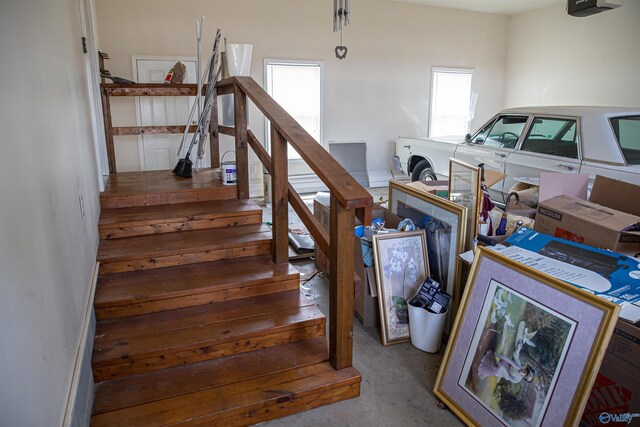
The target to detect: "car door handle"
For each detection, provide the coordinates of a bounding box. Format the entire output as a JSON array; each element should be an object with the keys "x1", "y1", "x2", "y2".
[
  {"x1": 496, "y1": 153, "x2": 507, "y2": 158},
  {"x1": 403, "y1": 145, "x2": 411, "y2": 149},
  {"x1": 558, "y1": 164, "x2": 575, "y2": 171}
]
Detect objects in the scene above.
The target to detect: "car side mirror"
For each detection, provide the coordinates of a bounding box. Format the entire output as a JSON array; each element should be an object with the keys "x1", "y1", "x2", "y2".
[{"x1": 465, "y1": 133, "x2": 472, "y2": 143}]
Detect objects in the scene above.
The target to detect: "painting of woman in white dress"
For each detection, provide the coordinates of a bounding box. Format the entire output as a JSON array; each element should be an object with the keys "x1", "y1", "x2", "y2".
[{"x1": 459, "y1": 280, "x2": 576, "y2": 427}]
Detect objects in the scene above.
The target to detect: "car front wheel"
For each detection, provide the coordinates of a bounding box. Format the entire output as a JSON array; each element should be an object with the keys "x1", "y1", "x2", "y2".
[{"x1": 411, "y1": 160, "x2": 437, "y2": 181}]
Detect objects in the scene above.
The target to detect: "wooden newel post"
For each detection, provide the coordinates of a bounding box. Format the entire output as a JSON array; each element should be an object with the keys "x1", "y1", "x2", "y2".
[
  {"x1": 270, "y1": 127, "x2": 289, "y2": 264},
  {"x1": 329, "y1": 195, "x2": 355, "y2": 370},
  {"x1": 209, "y1": 86, "x2": 220, "y2": 168},
  {"x1": 100, "y1": 86, "x2": 116, "y2": 174},
  {"x1": 233, "y1": 84, "x2": 249, "y2": 199}
]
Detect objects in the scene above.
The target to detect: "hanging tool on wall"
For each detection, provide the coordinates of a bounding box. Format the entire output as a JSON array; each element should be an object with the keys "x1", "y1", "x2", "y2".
[{"x1": 173, "y1": 29, "x2": 222, "y2": 178}]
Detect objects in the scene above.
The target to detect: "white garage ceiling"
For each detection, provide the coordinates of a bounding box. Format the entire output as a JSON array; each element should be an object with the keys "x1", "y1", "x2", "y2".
[{"x1": 392, "y1": 0, "x2": 564, "y2": 15}]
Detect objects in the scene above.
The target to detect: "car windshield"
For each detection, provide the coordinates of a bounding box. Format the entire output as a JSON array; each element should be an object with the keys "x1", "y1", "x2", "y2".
[{"x1": 611, "y1": 115, "x2": 640, "y2": 165}]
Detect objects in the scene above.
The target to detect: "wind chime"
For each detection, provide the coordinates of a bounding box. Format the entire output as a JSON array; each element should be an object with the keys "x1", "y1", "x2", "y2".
[{"x1": 333, "y1": 0, "x2": 350, "y2": 59}]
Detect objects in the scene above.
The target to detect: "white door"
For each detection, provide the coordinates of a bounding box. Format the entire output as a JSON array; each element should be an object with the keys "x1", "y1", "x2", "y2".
[{"x1": 134, "y1": 57, "x2": 211, "y2": 170}]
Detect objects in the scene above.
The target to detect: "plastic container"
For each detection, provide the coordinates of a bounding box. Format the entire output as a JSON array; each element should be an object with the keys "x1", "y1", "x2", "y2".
[
  {"x1": 408, "y1": 304, "x2": 447, "y2": 353},
  {"x1": 227, "y1": 44, "x2": 253, "y2": 76},
  {"x1": 220, "y1": 150, "x2": 237, "y2": 186}
]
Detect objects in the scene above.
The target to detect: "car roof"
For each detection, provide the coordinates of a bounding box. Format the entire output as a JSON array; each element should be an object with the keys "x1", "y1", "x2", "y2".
[{"x1": 499, "y1": 106, "x2": 640, "y2": 118}]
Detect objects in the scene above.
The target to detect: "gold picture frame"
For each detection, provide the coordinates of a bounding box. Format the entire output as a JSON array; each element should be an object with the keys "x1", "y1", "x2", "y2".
[
  {"x1": 448, "y1": 159, "x2": 482, "y2": 251},
  {"x1": 372, "y1": 230, "x2": 429, "y2": 345},
  {"x1": 434, "y1": 247, "x2": 619, "y2": 427},
  {"x1": 388, "y1": 180, "x2": 468, "y2": 324}
]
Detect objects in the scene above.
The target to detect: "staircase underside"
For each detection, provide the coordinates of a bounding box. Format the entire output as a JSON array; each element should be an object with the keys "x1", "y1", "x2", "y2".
[{"x1": 91, "y1": 170, "x2": 360, "y2": 426}]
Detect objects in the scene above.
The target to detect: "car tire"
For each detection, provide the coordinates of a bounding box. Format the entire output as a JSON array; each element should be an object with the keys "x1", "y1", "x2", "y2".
[{"x1": 411, "y1": 160, "x2": 437, "y2": 181}]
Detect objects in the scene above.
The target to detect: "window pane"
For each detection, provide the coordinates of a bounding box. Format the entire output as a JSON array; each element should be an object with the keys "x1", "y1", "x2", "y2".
[
  {"x1": 429, "y1": 69, "x2": 473, "y2": 137},
  {"x1": 266, "y1": 62, "x2": 322, "y2": 159},
  {"x1": 483, "y1": 116, "x2": 528, "y2": 148},
  {"x1": 611, "y1": 115, "x2": 640, "y2": 165},
  {"x1": 521, "y1": 117, "x2": 579, "y2": 159}
]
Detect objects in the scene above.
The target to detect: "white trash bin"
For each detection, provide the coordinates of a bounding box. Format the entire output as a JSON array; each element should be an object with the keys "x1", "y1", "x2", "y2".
[{"x1": 408, "y1": 304, "x2": 447, "y2": 353}]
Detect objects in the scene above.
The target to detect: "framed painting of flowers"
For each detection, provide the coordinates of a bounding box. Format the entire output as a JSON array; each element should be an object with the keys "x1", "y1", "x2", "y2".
[{"x1": 372, "y1": 230, "x2": 429, "y2": 345}]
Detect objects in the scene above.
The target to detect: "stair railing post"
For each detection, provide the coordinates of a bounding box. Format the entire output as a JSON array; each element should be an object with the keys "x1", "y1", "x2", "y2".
[
  {"x1": 100, "y1": 86, "x2": 117, "y2": 174},
  {"x1": 270, "y1": 127, "x2": 289, "y2": 264},
  {"x1": 209, "y1": 86, "x2": 220, "y2": 168},
  {"x1": 329, "y1": 195, "x2": 355, "y2": 369},
  {"x1": 233, "y1": 83, "x2": 249, "y2": 199}
]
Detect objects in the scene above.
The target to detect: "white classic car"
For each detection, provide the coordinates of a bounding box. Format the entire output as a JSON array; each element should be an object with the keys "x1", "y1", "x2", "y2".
[{"x1": 395, "y1": 106, "x2": 640, "y2": 204}]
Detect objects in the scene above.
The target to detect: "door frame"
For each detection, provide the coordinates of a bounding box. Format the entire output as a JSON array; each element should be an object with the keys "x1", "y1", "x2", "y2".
[{"x1": 132, "y1": 55, "x2": 197, "y2": 170}]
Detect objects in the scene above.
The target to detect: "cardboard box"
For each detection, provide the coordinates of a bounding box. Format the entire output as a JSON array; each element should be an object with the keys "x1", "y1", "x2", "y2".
[
  {"x1": 494, "y1": 227, "x2": 640, "y2": 322},
  {"x1": 535, "y1": 176, "x2": 640, "y2": 256},
  {"x1": 581, "y1": 320, "x2": 640, "y2": 426}
]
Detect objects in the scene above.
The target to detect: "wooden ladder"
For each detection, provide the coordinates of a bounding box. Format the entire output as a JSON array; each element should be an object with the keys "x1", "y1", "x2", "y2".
[{"x1": 90, "y1": 171, "x2": 361, "y2": 426}]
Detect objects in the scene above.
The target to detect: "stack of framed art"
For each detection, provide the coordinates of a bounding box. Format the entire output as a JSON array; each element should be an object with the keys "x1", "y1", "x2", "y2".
[{"x1": 434, "y1": 247, "x2": 620, "y2": 427}]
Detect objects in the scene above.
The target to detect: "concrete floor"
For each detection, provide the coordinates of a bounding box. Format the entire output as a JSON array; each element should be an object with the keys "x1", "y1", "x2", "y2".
[
  {"x1": 261, "y1": 259, "x2": 464, "y2": 427},
  {"x1": 256, "y1": 186, "x2": 464, "y2": 426}
]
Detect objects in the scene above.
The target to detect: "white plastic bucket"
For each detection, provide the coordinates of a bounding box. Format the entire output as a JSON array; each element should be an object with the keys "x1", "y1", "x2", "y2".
[
  {"x1": 227, "y1": 44, "x2": 253, "y2": 76},
  {"x1": 408, "y1": 304, "x2": 447, "y2": 353},
  {"x1": 221, "y1": 151, "x2": 237, "y2": 185}
]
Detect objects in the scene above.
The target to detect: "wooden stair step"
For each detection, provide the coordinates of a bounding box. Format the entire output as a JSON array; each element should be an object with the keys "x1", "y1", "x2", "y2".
[
  {"x1": 97, "y1": 224, "x2": 272, "y2": 274},
  {"x1": 100, "y1": 169, "x2": 236, "y2": 209},
  {"x1": 99, "y1": 199, "x2": 262, "y2": 239},
  {"x1": 92, "y1": 337, "x2": 329, "y2": 415},
  {"x1": 91, "y1": 361, "x2": 361, "y2": 427},
  {"x1": 92, "y1": 291, "x2": 326, "y2": 381},
  {"x1": 94, "y1": 255, "x2": 299, "y2": 320}
]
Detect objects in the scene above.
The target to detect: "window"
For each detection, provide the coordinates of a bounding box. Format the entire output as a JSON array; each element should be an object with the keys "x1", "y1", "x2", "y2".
[
  {"x1": 265, "y1": 60, "x2": 322, "y2": 159},
  {"x1": 472, "y1": 115, "x2": 528, "y2": 148},
  {"x1": 429, "y1": 68, "x2": 473, "y2": 137},
  {"x1": 520, "y1": 117, "x2": 579, "y2": 159},
  {"x1": 611, "y1": 115, "x2": 640, "y2": 165}
]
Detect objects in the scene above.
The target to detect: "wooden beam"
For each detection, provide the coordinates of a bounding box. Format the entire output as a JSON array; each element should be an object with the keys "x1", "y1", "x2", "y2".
[
  {"x1": 270, "y1": 128, "x2": 289, "y2": 264},
  {"x1": 209, "y1": 86, "x2": 220, "y2": 168},
  {"x1": 233, "y1": 85, "x2": 249, "y2": 199},
  {"x1": 100, "y1": 87, "x2": 117, "y2": 173},
  {"x1": 329, "y1": 195, "x2": 355, "y2": 370},
  {"x1": 111, "y1": 125, "x2": 198, "y2": 136},
  {"x1": 101, "y1": 83, "x2": 206, "y2": 97}
]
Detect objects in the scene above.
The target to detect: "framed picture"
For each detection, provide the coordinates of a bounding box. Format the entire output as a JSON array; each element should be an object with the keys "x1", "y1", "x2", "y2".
[
  {"x1": 448, "y1": 159, "x2": 482, "y2": 251},
  {"x1": 372, "y1": 230, "x2": 429, "y2": 345},
  {"x1": 434, "y1": 247, "x2": 619, "y2": 427},
  {"x1": 388, "y1": 180, "x2": 468, "y2": 322}
]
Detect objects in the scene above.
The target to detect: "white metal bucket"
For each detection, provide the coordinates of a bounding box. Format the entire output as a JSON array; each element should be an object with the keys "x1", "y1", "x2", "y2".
[
  {"x1": 221, "y1": 151, "x2": 237, "y2": 185},
  {"x1": 227, "y1": 44, "x2": 253, "y2": 76}
]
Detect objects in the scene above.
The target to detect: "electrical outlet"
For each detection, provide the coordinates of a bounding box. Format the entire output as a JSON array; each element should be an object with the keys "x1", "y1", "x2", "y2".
[
  {"x1": 250, "y1": 164, "x2": 257, "y2": 174},
  {"x1": 79, "y1": 195, "x2": 85, "y2": 219}
]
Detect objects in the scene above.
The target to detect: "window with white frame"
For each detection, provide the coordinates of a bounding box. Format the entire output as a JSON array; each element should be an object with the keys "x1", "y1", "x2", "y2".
[
  {"x1": 429, "y1": 68, "x2": 473, "y2": 138},
  {"x1": 265, "y1": 60, "x2": 322, "y2": 159}
]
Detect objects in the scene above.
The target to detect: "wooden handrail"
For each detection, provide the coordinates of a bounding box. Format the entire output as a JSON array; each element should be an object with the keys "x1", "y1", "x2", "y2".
[
  {"x1": 218, "y1": 77, "x2": 372, "y2": 211},
  {"x1": 218, "y1": 77, "x2": 372, "y2": 370}
]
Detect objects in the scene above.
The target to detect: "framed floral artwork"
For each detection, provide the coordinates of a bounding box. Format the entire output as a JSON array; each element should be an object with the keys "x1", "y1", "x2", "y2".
[
  {"x1": 434, "y1": 247, "x2": 619, "y2": 427},
  {"x1": 372, "y1": 230, "x2": 429, "y2": 345},
  {"x1": 448, "y1": 159, "x2": 482, "y2": 251},
  {"x1": 389, "y1": 180, "x2": 468, "y2": 325}
]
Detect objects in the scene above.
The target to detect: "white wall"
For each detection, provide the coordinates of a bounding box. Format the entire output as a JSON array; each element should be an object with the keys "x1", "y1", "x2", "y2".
[
  {"x1": 0, "y1": 0, "x2": 101, "y2": 425},
  {"x1": 95, "y1": 0, "x2": 509, "y2": 177},
  {"x1": 503, "y1": 2, "x2": 640, "y2": 108}
]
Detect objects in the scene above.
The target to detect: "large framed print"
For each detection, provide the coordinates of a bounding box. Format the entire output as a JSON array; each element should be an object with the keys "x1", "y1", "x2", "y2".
[
  {"x1": 434, "y1": 247, "x2": 619, "y2": 427},
  {"x1": 389, "y1": 180, "x2": 468, "y2": 321},
  {"x1": 372, "y1": 230, "x2": 429, "y2": 345},
  {"x1": 448, "y1": 159, "x2": 482, "y2": 251}
]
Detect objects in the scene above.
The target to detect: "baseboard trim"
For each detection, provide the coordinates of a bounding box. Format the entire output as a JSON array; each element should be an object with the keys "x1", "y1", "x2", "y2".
[{"x1": 62, "y1": 262, "x2": 98, "y2": 427}]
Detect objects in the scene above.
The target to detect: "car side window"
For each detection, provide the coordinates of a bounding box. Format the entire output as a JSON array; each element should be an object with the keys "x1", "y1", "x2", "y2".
[
  {"x1": 473, "y1": 116, "x2": 528, "y2": 148},
  {"x1": 520, "y1": 117, "x2": 579, "y2": 159}
]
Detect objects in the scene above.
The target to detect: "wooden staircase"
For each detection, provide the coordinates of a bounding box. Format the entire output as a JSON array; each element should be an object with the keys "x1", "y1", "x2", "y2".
[{"x1": 91, "y1": 170, "x2": 361, "y2": 426}]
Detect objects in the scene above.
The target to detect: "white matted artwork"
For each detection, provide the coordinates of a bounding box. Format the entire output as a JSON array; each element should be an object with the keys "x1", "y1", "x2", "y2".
[{"x1": 372, "y1": 230, "x2": 429, "y2": 345}]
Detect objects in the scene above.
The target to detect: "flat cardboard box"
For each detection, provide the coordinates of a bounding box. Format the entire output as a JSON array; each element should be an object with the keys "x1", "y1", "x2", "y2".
[
  {"x1": 590, "y1": 175, "x2": 640, "y2": 217},
  {"x1": 535, "y1": 194, "x2": 640, "y2": 256},
  {"x1": 406, "y1": 180, "x2": 449, "y2": 198},
  {"x1": 581, "y1": 319, "x2": 640, "y2": 426},
  {"x1": 495, "y1": 227, "x2": 640, "y2": 322}
]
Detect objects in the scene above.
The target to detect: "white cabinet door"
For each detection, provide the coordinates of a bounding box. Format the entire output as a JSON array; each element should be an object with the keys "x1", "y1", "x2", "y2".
[{"x1": 134, "y1": 58, "x2": 211, "y2": 170}]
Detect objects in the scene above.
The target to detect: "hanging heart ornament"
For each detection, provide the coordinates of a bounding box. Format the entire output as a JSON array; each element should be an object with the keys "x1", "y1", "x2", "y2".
[{"x1": 335, "y1": 45, "x2": 348, "y2": 60}]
